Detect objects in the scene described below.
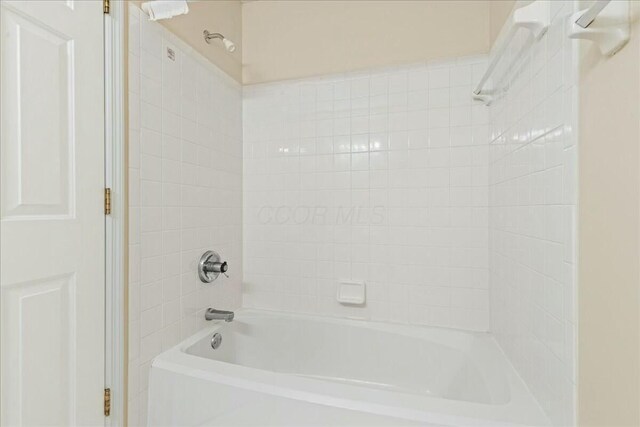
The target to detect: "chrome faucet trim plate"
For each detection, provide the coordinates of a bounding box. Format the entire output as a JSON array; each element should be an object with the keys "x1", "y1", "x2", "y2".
[{"x1": 198, "y1": 250, "x2": 229, "y2": 283}]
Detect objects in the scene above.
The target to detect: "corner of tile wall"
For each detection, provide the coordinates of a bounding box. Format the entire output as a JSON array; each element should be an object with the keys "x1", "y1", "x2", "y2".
[{"x1": 487, "y1": 1, "x2": 578, "y2": 425}]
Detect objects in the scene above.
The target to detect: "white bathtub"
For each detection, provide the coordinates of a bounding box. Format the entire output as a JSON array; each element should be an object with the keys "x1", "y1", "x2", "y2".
[{"x1": 148, "y1": 310, "x2": 549, "y2": 426}]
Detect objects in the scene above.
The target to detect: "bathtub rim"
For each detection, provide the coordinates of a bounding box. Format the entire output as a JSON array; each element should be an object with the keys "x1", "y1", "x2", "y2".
[{"x1": 151, "y1": 308, "x2": 550, "y2": 427}]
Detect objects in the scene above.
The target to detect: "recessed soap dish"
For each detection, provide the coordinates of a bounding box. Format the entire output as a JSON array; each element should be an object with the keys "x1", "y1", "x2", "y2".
[{"x1": 337, "y1": 281, "x2": 366, "y2": 305}]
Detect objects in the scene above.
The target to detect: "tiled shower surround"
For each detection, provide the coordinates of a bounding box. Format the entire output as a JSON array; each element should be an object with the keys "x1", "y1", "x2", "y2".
[
  {"x1": 128, "y1": 2, "x2": 578, "y2": 426},
  {"x1": 488, "y1": 1, "x2": 577, "y2": 425},
  {"x1": 243, "y1": 57, "x2": 492, "y2": 331},
  {"x1": 127, "y1": 5, "x2": 243, "y2": 425}
]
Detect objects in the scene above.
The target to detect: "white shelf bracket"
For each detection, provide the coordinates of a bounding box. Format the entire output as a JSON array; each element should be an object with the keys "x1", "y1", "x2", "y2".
[
  {"x1": 472, "y1": 92, "x2": 493, "y2": 106},
  {"x1": 513, "y1": 0, "x2": 551, "y2": 39},
  {"x1": 568, "y1": 0, "x2": 630, "y2": 56}
]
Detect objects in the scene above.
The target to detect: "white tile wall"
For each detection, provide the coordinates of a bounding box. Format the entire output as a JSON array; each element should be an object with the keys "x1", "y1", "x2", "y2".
[
  {"x1": 243, "y1": 56, "x2": 492, "y2": 331},
  {"x1": 128, "y1": 5, "x2": 243, "y2": 426},
  {"x1": 488, "y1": 1, "x2": 577, "y2": 426}
]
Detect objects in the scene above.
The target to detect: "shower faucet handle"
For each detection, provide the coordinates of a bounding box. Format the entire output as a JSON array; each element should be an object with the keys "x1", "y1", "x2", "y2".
[
  {"x1": 215, "y1": 262, "x2": 230, "y2": 278},
  {"x1": 198, "y1": 251, "x2": 229, "y2": 283},
  {"x1": 207, "y1": 260, "x2": 227, "y2": 274}
]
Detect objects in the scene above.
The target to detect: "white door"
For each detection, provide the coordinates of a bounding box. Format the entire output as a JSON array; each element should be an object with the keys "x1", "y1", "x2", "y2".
[{"x1": 0, "y1": 0, "x2": 105, "y2": 425}]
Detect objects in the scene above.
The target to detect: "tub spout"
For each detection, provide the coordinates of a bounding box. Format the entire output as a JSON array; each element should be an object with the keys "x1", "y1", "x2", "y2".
[{"x1": 205, "y1": 308, "x2": 234, "y2": 322}]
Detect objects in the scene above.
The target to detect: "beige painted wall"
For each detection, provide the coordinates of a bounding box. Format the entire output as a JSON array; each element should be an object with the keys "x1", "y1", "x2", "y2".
[
  {"x1": 242, "y1": 0, "x2": 491, "y2": 84},
  {"x1": 489, "y1": 0, "x2": 515, "y2": 46},
  {"x1": 131, "y1": 0, "x2": 242, "y2": 82},
  {"x1": 130, "y1": 1, "x2": 515, "y2": 85},
  {"x1": 578, "y1": 3, "x2": 640, "y2": 425}
]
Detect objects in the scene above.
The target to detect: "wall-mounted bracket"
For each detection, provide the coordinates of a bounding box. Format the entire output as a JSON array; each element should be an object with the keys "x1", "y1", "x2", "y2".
[
  {"x1": 513, "y1": 0, "x2": 550, "y2": 40},
  {"x1": 472, "y1": 92, "x2": 493, "y2": 106},
  {"x1": 568, "y1": 0, "x2": 630, "y2": 56}
]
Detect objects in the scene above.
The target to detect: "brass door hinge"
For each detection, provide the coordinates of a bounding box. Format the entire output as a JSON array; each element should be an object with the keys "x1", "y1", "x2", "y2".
[
  {"x1": 104, "y1": 388, "x2": 111, "y2": 416},
  {"x1": 104, "y1": 188, "x2": 111, "y2": 215},
  {"x1": 103, "y1": 0, "x2": 110, "y2": 14}
]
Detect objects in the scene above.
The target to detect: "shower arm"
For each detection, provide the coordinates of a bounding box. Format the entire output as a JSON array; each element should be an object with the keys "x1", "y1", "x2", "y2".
[{"x1": 203, "y1": 30, "x2": 224, "y2": 44}]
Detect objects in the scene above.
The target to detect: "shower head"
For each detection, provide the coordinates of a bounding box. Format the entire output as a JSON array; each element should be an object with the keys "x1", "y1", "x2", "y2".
[
  {"x1": 203, "y1": 30, "x2": 236, "y2": 53},
  {"x1": 222, "y1": 38, "x2": 237, "y2": 53}
]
